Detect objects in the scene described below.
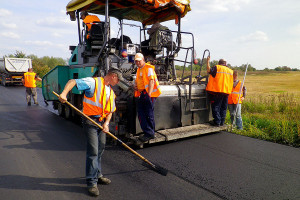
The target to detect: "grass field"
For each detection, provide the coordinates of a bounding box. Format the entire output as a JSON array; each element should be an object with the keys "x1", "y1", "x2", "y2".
[
  {"x1": 229, "y1": 71, "x2": 300, "y2": 147},
  {"x1": 244, "y1": 71, "x2": 300, "y2": 101}
]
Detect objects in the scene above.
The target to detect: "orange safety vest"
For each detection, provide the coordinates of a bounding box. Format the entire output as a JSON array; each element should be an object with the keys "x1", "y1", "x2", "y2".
[
  {"x1": 83, "y1": 15, "x2": 100, "y2": 31},
  {"x1": 83, "y1": 77, "x2": 116, "y2": 121},
  {"x1": 24, "y1": 72, "x2": 37, "y2": 88},
  {"x1": 134, "y1": 63, "x2": 161, "y2": 97},
  {"x1": 228, "y1": 81, "x2": 243, "y2": 104},
  {"x1": 206, "y1": 65, "x2": 233, "y2": 94}
]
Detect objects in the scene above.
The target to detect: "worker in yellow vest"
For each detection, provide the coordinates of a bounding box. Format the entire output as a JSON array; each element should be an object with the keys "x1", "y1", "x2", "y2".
[
  {"x1": 134, "y1": 53, "x2": 161, "y2": 143},
  {"x1": 206, "y1": 56, "x2": 233, "y2": 126},
  {"x1": 22, "y1": 68, "x2": 42, "y2": 106},
  {"x1": 58, "y1": 68, "x2": 123, "y2": 197},
  {"x1": 228, "y1": 71, "x2": 246, "y2": 130}
]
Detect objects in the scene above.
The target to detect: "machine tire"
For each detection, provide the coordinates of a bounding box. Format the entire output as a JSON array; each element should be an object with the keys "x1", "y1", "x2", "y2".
[
  {"x1": 2, "y1": 76, "x2": 6, "y2": 86},
  {"x1": 57, "y1": 103, "x2": 65, "y2": 117},
  {"x1": 64, "y1": 105, "x2": 72, "y2": 120}
]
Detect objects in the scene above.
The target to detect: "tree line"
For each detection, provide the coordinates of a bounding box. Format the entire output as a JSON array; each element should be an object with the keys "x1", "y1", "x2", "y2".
[
  {"x1": 4, "y1": 51, "x2": 299, "y2": 78},
  {"x1": 175, "y1": 58, "x2": 299, "y2": 72},
  {"x1": 4, "y1": 51, "x2": 67, "y2": 78}
]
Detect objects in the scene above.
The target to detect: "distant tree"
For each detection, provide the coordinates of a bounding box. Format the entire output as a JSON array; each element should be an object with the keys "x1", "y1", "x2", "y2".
[
  {"x1": 263, "y1": 68, "x2": 271, "y2": 71},
  {"x1": 239, "y1": 64, "x2": 256, "y2": 71},
  {"x1": 5, "y1": 50, "x2": 26, "y2": 58},
  {"x1": 31, "y1": 59, "x2": 50, "y2": 78}
]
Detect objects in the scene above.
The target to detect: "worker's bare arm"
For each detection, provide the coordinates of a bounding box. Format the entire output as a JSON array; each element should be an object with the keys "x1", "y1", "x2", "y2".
[
  {"x1": 206, "y1": 56, "x2": 211, "y2": 73},
  {"x1": 103, "y1": 113, "x2": 112, "y2": 132},
  {"x1": 59, "y1": 79, "x2": 76, "y2": 103},
  {"x1": 148, "y1": 79, "x2": 154, "y2": 97}
]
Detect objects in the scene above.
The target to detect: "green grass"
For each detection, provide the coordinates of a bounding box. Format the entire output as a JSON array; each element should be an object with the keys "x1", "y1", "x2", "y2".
[
  {"x1": 225, "y1": 71, "x2": 300, "y2": 147},
  {"x1": 226, "y1": 93, "x2": 300, "y2": 147}
]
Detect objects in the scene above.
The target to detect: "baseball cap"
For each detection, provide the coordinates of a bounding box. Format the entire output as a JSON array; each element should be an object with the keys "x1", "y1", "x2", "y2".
[
  {"x1": 108, "y1": 68, "x2": 124, "y2": 81},
  {"x1": 80, "y1": 11, "x2": 88, "y2": 19},
  {"x1": 134, "y1": 53, "x2": 144, "y2": 61}
]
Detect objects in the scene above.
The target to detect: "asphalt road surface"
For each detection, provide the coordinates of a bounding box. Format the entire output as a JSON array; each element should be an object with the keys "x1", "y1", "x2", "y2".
[{"x1": 0, "y1": 85, "x2": 299, "y2": 200}]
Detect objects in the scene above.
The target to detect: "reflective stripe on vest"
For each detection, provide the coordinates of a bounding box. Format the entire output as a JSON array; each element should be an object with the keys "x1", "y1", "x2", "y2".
[
  {"x1": 206, "y1": 65, "x2": 233, "y2": 94},
  {"x1": 228, "y1": 81, "x2": 243, "y2": 104},
  {"x1": 83, "y1": 77, "x2": 116, "y2": 121},
  {"x1": 24, "y1": 72, "x2": 37, "y2": 88},
  {"x1": 134, "y1": 63, "x2": 161, "y2": 97}
]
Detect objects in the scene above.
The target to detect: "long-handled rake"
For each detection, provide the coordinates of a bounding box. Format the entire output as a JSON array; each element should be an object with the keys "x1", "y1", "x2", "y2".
[{"x1": 53, "y1": 91, "x2": 168, "y2": 176}]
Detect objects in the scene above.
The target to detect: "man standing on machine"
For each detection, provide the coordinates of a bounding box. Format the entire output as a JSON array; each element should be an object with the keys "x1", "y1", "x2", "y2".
[
  {"x1": 134, "y1": 53, "x2": 161, "y2": 143},
  {"x1": 206, "y1": 56, "x2": 233, "y2": 127}
]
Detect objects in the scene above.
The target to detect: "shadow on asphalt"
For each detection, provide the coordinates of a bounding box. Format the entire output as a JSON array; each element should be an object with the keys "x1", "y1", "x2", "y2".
[{"x1": 0, "y1": 175, "x2": 87, "y2": 194}]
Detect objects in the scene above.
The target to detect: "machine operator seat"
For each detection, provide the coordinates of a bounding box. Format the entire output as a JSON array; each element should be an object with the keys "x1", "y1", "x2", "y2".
[
  {"x1": 87, "y1": 22, "x2": 105, "y2": 48},
  {"x1": 83, "y1": 21, "x2": 105, "y2": 52},
  {"x1": 142, "y1": 25, "x2": 175, "y2": 60}
]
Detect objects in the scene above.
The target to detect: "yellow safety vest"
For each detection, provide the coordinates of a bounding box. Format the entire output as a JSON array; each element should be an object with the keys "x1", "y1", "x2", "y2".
[
  {"x1": 206, "y1": 65, "x2": 233, "y2": 94},
  {"x1": 24, "y1": 72, "x2": 37, "y2": 88},
  {"x1": 83, "y1": 77, "x2": 116, "y2": 121},
  {"x1": 134, "y1": 63, "x2": 161, "y2": 97},
  {"x1": 228, "y1": 81, "x2": 243, "y2": 104}
]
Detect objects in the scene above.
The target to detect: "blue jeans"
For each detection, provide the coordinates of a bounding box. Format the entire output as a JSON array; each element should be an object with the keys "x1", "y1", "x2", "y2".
[
  {"x1": 82, "y1": 118, "x2": 106, "y2": 187},
  {"x1": 208, "y1": 92, "x2": 229, "y2": 125},
  {"x1": 137, "y1": 91, "x2": 156, "y2": 137},
  {"x1": 228, "y1": 104, "x2": 243, "y2": 130}
]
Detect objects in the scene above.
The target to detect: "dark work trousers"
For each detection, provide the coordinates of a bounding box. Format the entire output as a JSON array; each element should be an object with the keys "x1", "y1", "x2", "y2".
[
  {"x1": 137, "y1": 91, "x2": 156, "y2": 137},
  {"x1": 208, "y1": 92, "x2": 229, "y2": 125}
]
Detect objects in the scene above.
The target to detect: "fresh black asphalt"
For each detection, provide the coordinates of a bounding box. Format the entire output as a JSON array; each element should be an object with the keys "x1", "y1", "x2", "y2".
[{"x1": 0, "y1": 85, "x2": 299, "y2": 200}]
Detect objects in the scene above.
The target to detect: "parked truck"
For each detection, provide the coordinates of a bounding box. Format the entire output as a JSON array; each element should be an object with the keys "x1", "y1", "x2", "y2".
[
  {"x1": 42, "y1": 0, "x2": 227, "y2": 147},
  {"x1": 0, "y1": 57, "x2": 32, "y2": 86}
]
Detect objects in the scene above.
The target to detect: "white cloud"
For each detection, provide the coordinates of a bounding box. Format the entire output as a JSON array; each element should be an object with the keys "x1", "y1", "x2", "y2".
[
  {"x1": 52, "y1": 32, "x2": 62, "y2": 37},
  {"x1": 236, "y1": 31, "x2": 269, "y2": 43},
  {"x1": 36, "y1": 17, "x2": 74, "y2": 28},
  {"x1": 1, "y1": 22, "x2": 17, "y2": 29},
  {"x1": 24, "y1": 40, "x2": 66, "y2": 49},
  {"x1": 1, "y1": 32, "x2": 20, "y2": 39},
  {"x1": 0, "y1": 9, "x2": 12, "y2": 17},
  {"x1": 192, "y1": 0, "x2": 250, "y2": 13},
  {"x1": 25, "y1": 40, "x2": 54, "y2": 46}
]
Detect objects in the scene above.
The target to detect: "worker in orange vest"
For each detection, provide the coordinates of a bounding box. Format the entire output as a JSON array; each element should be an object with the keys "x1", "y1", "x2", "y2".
[
  {"x1": 206, "y1": 56, "x2": 233, "y2": 126},
  {"x1": 80, "y1": 11, "x2": 101, "y2": 50},
  {"x1": 22, "y1": 68, "x2": 42, "y2": 106},
  {"x1": 228, "y1": 71, "x2": 246, "y2": 130},
  {"x1": 58, "y1": 68, "x2": 123, "y2": 197},
  {"x1": 134, "y1": 53, "x2": 161, "y2": 143}
]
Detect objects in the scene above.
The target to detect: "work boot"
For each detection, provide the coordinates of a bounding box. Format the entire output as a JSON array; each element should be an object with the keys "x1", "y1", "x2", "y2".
[
  {"x1": 208, "y1": 120, "x2": 220, "y2": 127},
  {"x1": 87, "y1": 185, "x2": 99, "y2": 196},
  {"x1": 138, "y1": 134, "x2": 154, "y2": 143},
  {"x1": 98, "y1": 176, "x2": 111, "y2": 185},
  {"x1": 27, "y1": 102, "x2": 31, "y2": 106}
]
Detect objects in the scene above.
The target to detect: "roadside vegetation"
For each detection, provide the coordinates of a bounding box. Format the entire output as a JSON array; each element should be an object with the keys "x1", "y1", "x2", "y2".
[{"x1": 228, "y1": 71, "x2": 300, "y2": 147}]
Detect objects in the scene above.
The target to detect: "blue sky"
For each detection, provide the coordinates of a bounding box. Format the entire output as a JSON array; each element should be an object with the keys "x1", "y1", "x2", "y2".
[{"x1": 1, "y1": 0, "x2": 299, "y2": 69}]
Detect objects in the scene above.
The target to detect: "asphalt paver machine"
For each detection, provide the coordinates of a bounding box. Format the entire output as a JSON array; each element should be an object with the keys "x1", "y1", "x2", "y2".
[{"x1": 42, "y1": 0, "x2": 226, "y2": 147}]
